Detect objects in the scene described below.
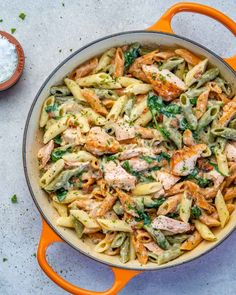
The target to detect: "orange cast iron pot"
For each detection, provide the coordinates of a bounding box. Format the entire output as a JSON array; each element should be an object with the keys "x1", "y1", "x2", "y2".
[{"x1": 23, "y1": 2, "x2": 236, "y2": 295}]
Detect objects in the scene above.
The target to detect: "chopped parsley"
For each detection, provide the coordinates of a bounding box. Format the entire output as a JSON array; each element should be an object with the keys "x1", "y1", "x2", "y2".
[
  {"x1": 156, "y1": 152, "x2": 171, "y2": 163},
  {"x1": 0, "y1": 19, "x2": 3, "y2": 22},
  {"x1": 53, "y1": 135, "x2": 62, "y2": 145},
  {"x1": 11, "y1": 28, "x2": 16, "y2": 34},
  {"x1": 19, "y1": 12, "x2": 26, "y2": 20},
  {"x1": 3, "y1": 258, "x2": 8, "y2": 262},
  {"x1": 159, "y1": 74, "x2": 167, "y2": 83},
  {"x1": 191, "y1": 205, "x2": 202, "y2": 219},
  {"x1": 124, "y1": 43, "x2": 141, "y2": 70},
  {"x1": 56, "y1": 188, "x2": 68, "y2": 202},
  {"x1": 11, "y1": 194, "x2": 17, "y2": 203}
]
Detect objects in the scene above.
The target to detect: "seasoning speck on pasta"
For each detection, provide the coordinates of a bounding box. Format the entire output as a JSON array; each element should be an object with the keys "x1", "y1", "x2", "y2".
[{"x1": 38, "y1": 44, "x2": 235, "y2": 265}]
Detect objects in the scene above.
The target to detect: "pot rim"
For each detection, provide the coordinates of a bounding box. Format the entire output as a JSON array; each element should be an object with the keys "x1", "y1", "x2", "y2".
[{"x1": 22, "y1": 30, "x2": 236, "y2": 271}]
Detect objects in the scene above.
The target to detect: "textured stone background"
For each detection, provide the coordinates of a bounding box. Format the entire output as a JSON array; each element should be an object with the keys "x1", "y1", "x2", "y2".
[{"x1": 0, "y1": 0, "x2": 236, "y2": 294}]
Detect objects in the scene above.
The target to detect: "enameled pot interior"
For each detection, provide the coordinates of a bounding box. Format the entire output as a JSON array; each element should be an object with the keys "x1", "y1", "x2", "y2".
[{"x1": 23, "y1": 31, "x2": 236, "y2": 270}]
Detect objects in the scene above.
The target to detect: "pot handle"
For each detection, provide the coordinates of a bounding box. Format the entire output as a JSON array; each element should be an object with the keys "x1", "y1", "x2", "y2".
[
  {"x1": 147, "y1": 2, "x2": 236, "y2": 70},
  {"x1": 37, "y1": 219, "x2": 140, "y2": 295}
]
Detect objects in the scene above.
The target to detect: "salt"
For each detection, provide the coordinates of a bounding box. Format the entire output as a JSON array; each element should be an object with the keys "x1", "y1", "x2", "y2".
[{"x1": 0, "y1": 35, "x2": 18, "y2": 83}]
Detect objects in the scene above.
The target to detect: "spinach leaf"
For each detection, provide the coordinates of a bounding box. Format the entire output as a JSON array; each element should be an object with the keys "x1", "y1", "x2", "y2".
[
  {"x1": 51, "y1": 147, "x2": 70, "y2": 162},
  {"x1": 156, "y1": 152, "x2": 171, "y2": 163},
  {"x1": 166, "y1": 212, "x2": 179, "y2": 218},
  {"x1": 54, "y1": 135, "x2": 62, "y2": 145},
  {"x1": 45, "y1": 103, "x2": 58, "y2": 113},
  {"x1": 106, "y1": 154, "x2": 118, "y2": 162},
  {"x1": 179, "y1": 118, "x2": 193, "y2": 131},
  {"x1": 140, "y1": 155, "x2": 155, "y2": 164},
  {"x1": 144, "y1": 197, "x2": 166, "y2": 208},
  {"x1": 147, "y1": 92, "x2": 181, "y2": 118},
  {"x1": 191, "y1": 205, "x2": 202, "y2": 219},
  {"x1": 187, "y1": 167, "x2": 212, "y2": 188},
  {"x1": 56, "y1": 188, "x2": 68, "y2": 202},
  {"x1": 209, "y1": 162, "x2": 226, "y2": 176},
  {"x1": 124, "y1": 43, "x2": 141, "y2": 70},
  {"x1": 122, "y1": 161, "x2": 155, "y2": 183},
  {"x1": 190, "y1": 97, "x2": 197, "y2": 106},
  {"x1": 135, "y1": 210, "x2": 151, "y2": 225}
]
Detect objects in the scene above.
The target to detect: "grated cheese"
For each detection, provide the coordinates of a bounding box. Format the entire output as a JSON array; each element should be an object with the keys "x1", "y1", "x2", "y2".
[{"x1": 0, "y1": 35, "x2": 18, "y2": 83}]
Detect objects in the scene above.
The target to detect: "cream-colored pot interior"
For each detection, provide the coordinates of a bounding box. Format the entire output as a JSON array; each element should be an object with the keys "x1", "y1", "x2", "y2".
[{"x1": 23, "y1": 31, "x2": 236, "y2": 270}]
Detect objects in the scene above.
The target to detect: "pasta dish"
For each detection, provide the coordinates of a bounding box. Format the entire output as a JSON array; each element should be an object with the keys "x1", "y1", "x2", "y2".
[{"x1": 38, "y1": 43, "x2": 235, "y2": 265}]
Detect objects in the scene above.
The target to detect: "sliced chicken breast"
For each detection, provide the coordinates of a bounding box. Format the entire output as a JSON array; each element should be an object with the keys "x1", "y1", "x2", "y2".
[
  {"x1": 170, "y1": 144, "x2": 207, "y2": 176},
  {"x1": 85, "y1": 127, "x2": 120, "y2": 155},
  {"x1": 142, "y1": 65, "x2": 187, "y2": 101},
  {"x1": 152, "y1": 215, "x2": 191, "y2": 234},
  {"x1": 104, "y1": 161, "x2": 136, "y2": 191}
]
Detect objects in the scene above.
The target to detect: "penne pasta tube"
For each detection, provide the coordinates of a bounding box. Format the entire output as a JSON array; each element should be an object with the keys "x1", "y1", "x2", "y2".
[
  {"x1": 132, "y1": 182, "x2": 162, "y2": 196},
  {"x1": 215, "y1": 190, "x2": 230, "y2": 228},
  {"x1": 64, "y1": 78, "x2": 85, "y2": 101},
  {"x1": 193, "y1": 220, "x2": 217, "y2": 241},
  {"x1": 57, "y1": 215, "x2": 74, "y2": 228},
  {"x1": 39, "y1": 96, "x2": 55, "y2": 128},
  {"x1": 43, "y1": 115, "x2": 69, "y2": 144},
  {"x1": 70, "y1": 209, "x2": 100, "y2": 229},
  {"x1": 97, "y1": 219, "x2": 132, "y2": 232},
  {"x1": 40, "y1": 159, "x2": 65, "y2": 188},
  {"x1": 52, "y1": 200, "x2": 68, "y2": 217}
]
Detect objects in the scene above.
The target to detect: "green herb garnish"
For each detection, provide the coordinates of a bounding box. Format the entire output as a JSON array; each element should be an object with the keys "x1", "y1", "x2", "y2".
[
  {"x1": 3, "y1": 258, "x2": 8, "y2": 262},
  {"x1": 0, "y1": 19, "x2": 3, "y2": 22},
  {"x1": 124, "y1": 43, "x2": 141, "y2": 70},
  {"x1": 19, "y1": 12, "x2": 26, "y2": 20},
  {"x1": 11, "y1": 194, "x2": 17, "y2": 203},
  {"x1": 106, "y1": 154, "x2": 118, "y2": 162},
  {"x1": 11, "y1": 28, "x2": 16, "y2": 34},
  {"x1": 191, "y1": 205, "x2": 202, "y2": 219},
  {"x1": 56, "y1": 188, "x2": 68, "y2": 202}
]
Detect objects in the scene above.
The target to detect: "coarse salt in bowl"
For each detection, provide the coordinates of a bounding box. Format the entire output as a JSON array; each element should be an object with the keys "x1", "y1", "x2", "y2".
[{"x1": 0, "y1": 31, "x2": 24, "y2": 91}]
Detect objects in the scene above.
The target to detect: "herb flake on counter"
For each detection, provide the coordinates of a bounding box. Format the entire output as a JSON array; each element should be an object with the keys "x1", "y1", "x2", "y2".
[
  {"x1": 19, "y1": 12, "x2": 26, "y2": 20},
  {"x1": 11, "y1": 194, "x2": 17, "y2": 203},
  {"x1": 3, "y1": 258, "x2": 8, "y2": 262},
  {"x1": 0, "y1": 19, "x2": 3, "y2": 22},
  {"x1": 11, "y1": 28, "x2": 16, "y2": 34}
]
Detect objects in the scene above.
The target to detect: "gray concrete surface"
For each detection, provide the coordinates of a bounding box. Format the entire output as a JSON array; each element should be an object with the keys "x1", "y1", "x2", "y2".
[{"x1": 0, "y1": 0, "x2": 236, "y2": 294}]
